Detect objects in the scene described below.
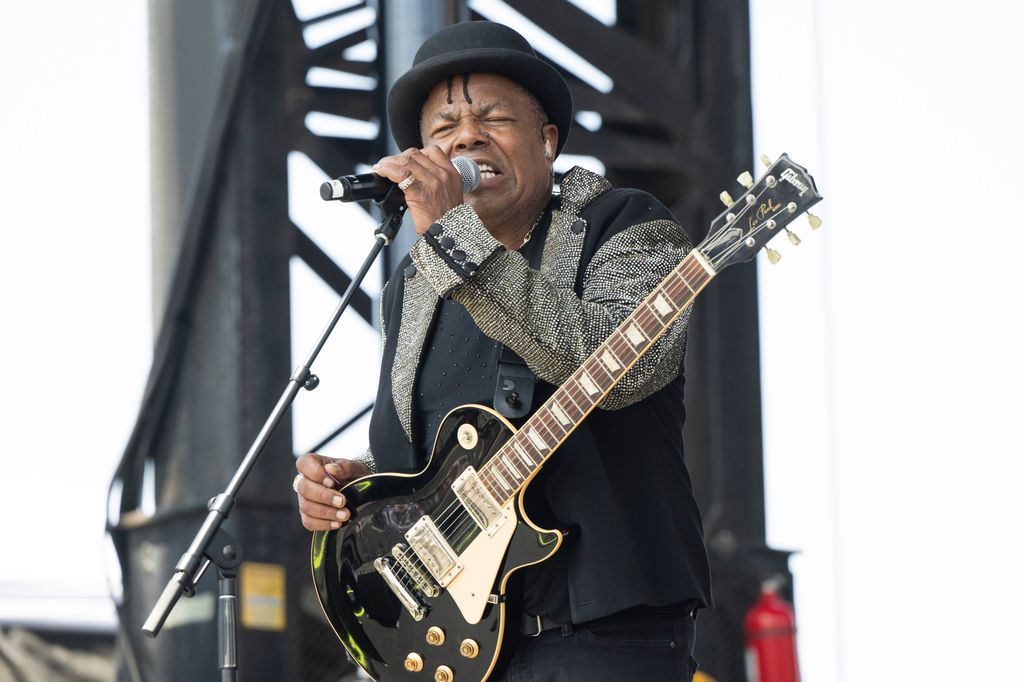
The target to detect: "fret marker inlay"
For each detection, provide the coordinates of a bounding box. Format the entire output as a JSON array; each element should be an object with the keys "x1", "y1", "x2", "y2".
[
  {"x1": 492, "y1": 469, "x2": 510, "y2": 492},
  {"x1": 600, "y1": 349, "x2": 621, "y2": 373},
  {"x1": 653, "y1": 293, "x2": 673, "y2": 317},
  {"x1": 525, "y1": 428, "x2": 548, "y2": 451},
  {"x1": 625, "y1": 323, "x2": 646, "y2": 346},
  {"x1": 551, "y1": 402, "x2": 571, "y2": 426},
  {"x1": 501, "y1": 454, "x2": 518, "y2": 476},
  {"x1": 512, "y1": 441, "x2": 533, "y2": 467},
  {"x1": 579, "y1": 371, "x2": 599, "y2": 396}
]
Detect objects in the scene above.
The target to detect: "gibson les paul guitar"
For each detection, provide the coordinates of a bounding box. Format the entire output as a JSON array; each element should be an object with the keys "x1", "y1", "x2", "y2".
[{"x1": 311, "y1": 154, "x2": 822, "y2": 681}]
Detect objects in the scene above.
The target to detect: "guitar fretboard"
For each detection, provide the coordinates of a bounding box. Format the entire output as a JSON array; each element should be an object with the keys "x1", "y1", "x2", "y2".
[{"x1": 475, "y1": 251, "x2": 714, "y2": 502}]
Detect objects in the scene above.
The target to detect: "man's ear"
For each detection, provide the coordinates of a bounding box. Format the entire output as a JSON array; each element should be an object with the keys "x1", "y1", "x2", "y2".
[{"x1": 542, "y1": 123, "x2": 558, "y2": 161}]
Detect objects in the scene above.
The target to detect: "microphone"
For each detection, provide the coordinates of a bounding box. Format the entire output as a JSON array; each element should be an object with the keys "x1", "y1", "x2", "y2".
[{"x1": 320, "y1": 156, "x2": 481, "y2": 202}]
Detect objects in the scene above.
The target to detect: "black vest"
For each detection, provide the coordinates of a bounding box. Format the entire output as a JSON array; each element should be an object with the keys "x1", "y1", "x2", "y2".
[{"x1": 368, "y1": 188, "x2": 712, "y2": 623}]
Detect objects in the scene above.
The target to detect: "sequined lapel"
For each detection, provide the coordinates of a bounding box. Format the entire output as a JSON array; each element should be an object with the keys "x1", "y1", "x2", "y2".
[
  {"x1": 390, "y1": 271, "x2": 440, "y2": 441},
  {"x1": 541, "y1": 167, "x2": 612, "y2": 289}
]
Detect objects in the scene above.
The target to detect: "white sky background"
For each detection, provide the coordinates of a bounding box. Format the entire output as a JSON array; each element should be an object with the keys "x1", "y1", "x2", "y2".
[
  {"x1": 1, "y1": 0, "x2": 1022, "y2": 678},
  {"x1": 0, "y1": 1, "x2": 150, "y2": 626},
  {"x1": 753, "y1": 0, "x2": 1024, "y2": 679}
]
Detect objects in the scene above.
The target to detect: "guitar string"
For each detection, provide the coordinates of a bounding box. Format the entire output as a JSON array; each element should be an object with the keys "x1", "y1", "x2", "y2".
[
  {"x1": 389, "y1": 275, "x2": 697, "y2": 587},
  {"x1": 389, "y1": 230, "x2": 787, "y2": 593},
  {"x1": 365, "y1": 201, "x2": 799, "y2": 602},
  {"x1": 432, "y1": 193, "x2": 802, "y2": 553},
  {"x1": 420, "y1": 206, "x2": 770, "y2": 549},
  {"x1": 401, "y1": 211, "x2": 791, "y2": 580},
  {"x1": 385, "y1": 188, "x2": 797, "y2": 580},
  {"x1": 381, "y1": 236, "x2": 764, "y2": 600},
  {"x1": 422, "y1": 253, "x2": 718, "y2": 554},
  {"x1": 393, "y1": 550, "x2": 431, "y2": 590},
  {"x1": 425, "y1": 248, "x2": 719, "y2": 543},
  {"x1": 422, "y1": 205, "x2": 805, "y2": 596}
]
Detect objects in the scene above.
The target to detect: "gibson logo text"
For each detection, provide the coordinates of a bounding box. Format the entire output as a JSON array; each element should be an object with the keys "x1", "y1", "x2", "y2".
[{"x1": 780, "y1": 168, "x2": 809, "y2": 196}]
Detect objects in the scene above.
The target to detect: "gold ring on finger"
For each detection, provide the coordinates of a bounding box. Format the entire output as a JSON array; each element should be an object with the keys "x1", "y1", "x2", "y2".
[{"x1": 397, "y1": 175, "x2": 416, "y2": 190}]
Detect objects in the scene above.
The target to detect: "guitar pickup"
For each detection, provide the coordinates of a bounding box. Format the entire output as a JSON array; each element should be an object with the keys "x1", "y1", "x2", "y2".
[
  {"x1": 452, "y1": 466, "x2": 508, "y2": 537},
  {"x1": 405, "y1": 516, "x2": 462, "y2": 587}
]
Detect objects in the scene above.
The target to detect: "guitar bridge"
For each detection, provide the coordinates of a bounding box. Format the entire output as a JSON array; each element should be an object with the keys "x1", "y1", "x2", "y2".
[
  {"x1": 392, "y1": 543, "x2": 440, "y2": 598},
  {"x1": 373, "y1": 557, "x2": 427, "y2": 621}
]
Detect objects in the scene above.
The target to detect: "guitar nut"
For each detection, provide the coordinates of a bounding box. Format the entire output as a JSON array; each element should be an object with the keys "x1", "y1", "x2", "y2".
[
  {"x1": 426, "y1": 627, "x2": 445, "y2": 646},
  {"x1": 434, "y1": 665, "x2": 454, "y2": 682},
  {"x1": 404, "y1": 653, "x2": 424, "y2": 672},
  {"x1": 459, "y1": 639, "x2": 479, "y2": 658}
]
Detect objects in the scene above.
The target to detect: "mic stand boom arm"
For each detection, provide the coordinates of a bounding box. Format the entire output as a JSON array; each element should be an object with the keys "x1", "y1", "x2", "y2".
[{"x1": 141, "y1": 189, "x2": 408, "y2": 680}]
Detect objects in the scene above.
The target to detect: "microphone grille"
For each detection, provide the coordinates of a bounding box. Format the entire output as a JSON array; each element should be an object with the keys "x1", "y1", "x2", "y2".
[{"x1": 451, "y1": 156, "x2": 481, "y2": 193}]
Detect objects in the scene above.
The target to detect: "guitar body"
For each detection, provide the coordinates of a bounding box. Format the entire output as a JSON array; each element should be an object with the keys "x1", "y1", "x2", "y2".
[{"x1": 311, "y1": 405, "x2": 562, "y2": 682}]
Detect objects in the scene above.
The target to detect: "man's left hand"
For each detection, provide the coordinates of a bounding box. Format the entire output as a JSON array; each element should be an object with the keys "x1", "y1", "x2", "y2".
[{"x1": 372, "y1": 145, "x2": 464, "y2": 235}]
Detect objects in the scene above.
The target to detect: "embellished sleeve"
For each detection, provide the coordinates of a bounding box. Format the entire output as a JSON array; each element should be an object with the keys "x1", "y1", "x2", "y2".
[
  {"x1": 352, "y1": 448, "x2": 377, "y2": 474},
  {"x1": 409, "y1": 188, "x2": 692, "y2": 411},
  {"x1": 409, "y1": 204, "x2": 505, "y2": 298}
]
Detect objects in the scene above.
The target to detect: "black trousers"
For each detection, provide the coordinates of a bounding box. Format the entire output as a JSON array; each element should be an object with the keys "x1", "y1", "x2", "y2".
[{"x1": 497, "y1": 608, "x2": 698, "y2": 681}]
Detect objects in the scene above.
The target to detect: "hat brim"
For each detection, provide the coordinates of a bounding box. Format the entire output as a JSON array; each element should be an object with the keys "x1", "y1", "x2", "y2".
[{"x1": 387, "y1": 47, "x2": 572, "y2": 156}]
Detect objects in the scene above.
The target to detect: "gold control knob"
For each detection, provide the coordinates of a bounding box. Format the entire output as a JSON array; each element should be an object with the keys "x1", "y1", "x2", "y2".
[
  {"x1": 459, "y1": 639, "x2": 480, "y2": 658},
  {"x1": 404, "y1": 653, "x2": 424, "y2": 672},
  {"x1": 426, "y1": 626, "x2": 446, "y2": 646},
  {"x1": 434, "y1": 665, "x2": 454, "y2": 682}
]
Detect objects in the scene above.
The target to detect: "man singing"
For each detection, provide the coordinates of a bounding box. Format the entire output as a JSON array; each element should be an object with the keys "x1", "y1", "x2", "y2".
[{"x1": 293, "y1": 21, "x2": 710, "y2": 680}]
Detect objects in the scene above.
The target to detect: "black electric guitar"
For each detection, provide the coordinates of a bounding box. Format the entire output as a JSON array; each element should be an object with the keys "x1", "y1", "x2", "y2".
[{"x1": 311, "y1": 154, "x2": 822, "y2": 681}]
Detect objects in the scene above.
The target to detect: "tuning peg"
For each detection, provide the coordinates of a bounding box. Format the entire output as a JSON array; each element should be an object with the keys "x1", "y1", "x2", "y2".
[
  {"x1": 719, "y1": 191, "x2": 734, "y2": 206},
  {"x1": 736, "y1": 171, "x2": 754, "y2": 189},
  {"x1": 765, "y1": 247, "x2": 782, "y2": 264},
  {"x1": 807, "y1": 212, "x2": 822, "y2": 230},
  {"x1": 786, "y1": 228, "x2": 801, "y2": 246},
  {"x1": 759, "y1": 154, "x2": 773, "y2": 169}
]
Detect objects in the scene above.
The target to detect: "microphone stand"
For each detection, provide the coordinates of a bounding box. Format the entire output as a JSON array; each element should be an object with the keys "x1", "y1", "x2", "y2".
[{"x1": 142, "y1": 188, "x2": 408, "y2": 681}]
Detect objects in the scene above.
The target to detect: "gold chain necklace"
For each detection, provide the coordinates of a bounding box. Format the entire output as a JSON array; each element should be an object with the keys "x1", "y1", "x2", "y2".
[{"x1": 520, "y1": 211, "x2": 545, "y2": 248}]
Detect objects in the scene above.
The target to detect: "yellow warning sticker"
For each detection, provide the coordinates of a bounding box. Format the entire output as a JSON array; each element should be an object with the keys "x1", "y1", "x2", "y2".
[{"x1": 240, "y1": 562, "x2": 286, "y2": 631}]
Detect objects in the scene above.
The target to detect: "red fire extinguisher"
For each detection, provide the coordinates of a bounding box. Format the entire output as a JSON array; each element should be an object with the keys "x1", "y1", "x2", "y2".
[{"x1": 744, "y1": 577, "x2": 801, "y2": 682}]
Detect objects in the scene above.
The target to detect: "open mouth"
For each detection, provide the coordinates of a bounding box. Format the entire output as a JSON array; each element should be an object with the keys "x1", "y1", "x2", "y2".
[{"x1": 477, "y1": 163, "x2": 502, "y2": 181}]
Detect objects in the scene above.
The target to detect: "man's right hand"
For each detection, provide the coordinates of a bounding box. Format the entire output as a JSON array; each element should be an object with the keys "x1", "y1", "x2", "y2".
[{"x1": 294, "y1": 454, "x2": 371, "y2": 531}]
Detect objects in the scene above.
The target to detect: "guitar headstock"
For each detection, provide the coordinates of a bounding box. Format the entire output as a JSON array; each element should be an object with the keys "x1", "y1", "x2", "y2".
[{"x1": 697, "y1": 153, "x2": 823, "y2": 272}]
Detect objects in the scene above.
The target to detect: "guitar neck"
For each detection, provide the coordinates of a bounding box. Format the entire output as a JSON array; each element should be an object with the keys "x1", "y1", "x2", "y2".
[{"x1": 477, "y1": 250, "x2": 716, "y2": 501}]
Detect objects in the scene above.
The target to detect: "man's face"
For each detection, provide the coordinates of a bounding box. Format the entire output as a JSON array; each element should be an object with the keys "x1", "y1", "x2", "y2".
[{"x1": 418, "y1": 73, "x2": 557, "y2": 227}]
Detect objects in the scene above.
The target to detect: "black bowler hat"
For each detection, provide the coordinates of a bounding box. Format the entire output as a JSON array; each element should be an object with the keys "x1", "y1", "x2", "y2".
[{"x1": 387, "y1": 21, "x2": 572, "y2": 156}]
